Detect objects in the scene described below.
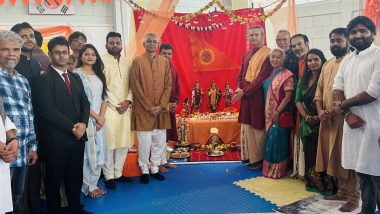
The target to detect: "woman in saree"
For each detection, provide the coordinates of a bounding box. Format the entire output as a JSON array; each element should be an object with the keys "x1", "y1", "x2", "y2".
[
  {"x1": 262, "y1": 48, "x2": 295, "y2": 179},
  {"x1": 74, "y1": 44, "x2": 108, "y2": 198},
  {"x1": 295, "y1": 49, "x2": 334, "y2": 194}
]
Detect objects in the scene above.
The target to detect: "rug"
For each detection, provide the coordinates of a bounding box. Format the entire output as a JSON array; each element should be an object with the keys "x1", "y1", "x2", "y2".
[
  {"x1": 189, "y1": 150, "x2": 241, "y2": 162},
  {"x1": 276, "y1": 194, "x2": 364, "y2": 214},
  {"x1": 234, "y1": 176, "x2": 316, "y2": 206}
]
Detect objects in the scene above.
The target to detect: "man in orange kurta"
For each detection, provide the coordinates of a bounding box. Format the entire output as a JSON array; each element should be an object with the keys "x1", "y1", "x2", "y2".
[{"x1": 130, "y1": 33, "x2": 172, "y2": 184}]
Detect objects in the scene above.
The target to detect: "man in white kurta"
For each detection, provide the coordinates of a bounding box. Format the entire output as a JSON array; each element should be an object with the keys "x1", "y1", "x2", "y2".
[
  {"x1": 0, "y1": 97, "x2": 18, "y2": 214},
  {"x1": 333, "y1": 16, "x2": 380, "y2": 214},
  {"x1": 102, "y1": 32, "x2": 133, "y2": 189}
]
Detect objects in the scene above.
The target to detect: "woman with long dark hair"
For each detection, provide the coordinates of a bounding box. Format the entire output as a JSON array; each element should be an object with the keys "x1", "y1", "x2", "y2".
[
  {"x1": 74, "y1": 44, "x2": 107, "y2": 198},
  {"x1": 295, "y1": 49, "x2": 334, "y2": 194}
]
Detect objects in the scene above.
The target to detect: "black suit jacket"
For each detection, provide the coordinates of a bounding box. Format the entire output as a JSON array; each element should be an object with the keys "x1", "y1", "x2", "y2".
[{"x1": 33, "y1": 66, "x2": 90, "y2": 150}]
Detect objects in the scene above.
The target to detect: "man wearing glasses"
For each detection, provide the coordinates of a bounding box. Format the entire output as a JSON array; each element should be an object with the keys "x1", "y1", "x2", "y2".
[{"x1": 33, "y1": 36, "x2": 91, "y2": 214}]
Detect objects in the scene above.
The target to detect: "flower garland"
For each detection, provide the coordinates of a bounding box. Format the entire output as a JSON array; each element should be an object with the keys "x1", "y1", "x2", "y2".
[
  {"x1": 129, "y1": 0, "x2": 287, "y2": 31},
  {"x1": 174, "y1": 21, "x2": 224, "y2": 31}
]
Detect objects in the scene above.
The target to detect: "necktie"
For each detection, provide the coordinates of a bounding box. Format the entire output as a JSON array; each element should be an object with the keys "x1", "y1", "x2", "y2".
[{"x1": 62, "y1": 72, "x2": 72, "y2": 94}]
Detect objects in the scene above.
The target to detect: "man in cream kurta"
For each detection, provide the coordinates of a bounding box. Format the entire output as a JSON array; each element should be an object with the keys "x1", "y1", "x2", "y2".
[
  {"x1": 315, "y1": 28, "x2": 359, "y2": 212},
  {"x1": 130, "y1": 33, "x2": 172, "y2": 184},
  {"x1": 333, "y1": 16, "x2": 380, "y2": 214},
  {"x1": 102, "y1": 32, "x2": 133, "y2": 189}
]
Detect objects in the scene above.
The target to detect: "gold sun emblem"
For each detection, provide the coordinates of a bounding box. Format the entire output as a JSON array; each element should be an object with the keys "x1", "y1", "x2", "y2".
[{"x1": 199, "y1": 48, "x2": 215, "y2": 65}]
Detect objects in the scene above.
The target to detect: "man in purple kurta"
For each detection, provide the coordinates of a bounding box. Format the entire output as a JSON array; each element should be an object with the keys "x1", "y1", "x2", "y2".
[
  {"x1": 233, "y1": 26, "x2": 272, "y2": 170},
  {"x1": 159, "y1": 43, "x2": 179, "y2": 172}
]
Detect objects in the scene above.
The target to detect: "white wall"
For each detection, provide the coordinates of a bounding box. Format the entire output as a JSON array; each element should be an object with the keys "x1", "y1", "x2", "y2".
[
  {"x1": 0, "y1": 1, "x2": 114, "y2": 55},
  {"x1": 0, "y1": 0, "x2": 371, "y2": 58},
  {"x1": 271, "y1": 0, "x2": 364, "y2": 58},
  {"x1": 297, "y1": 0, "x2": 364, "y2": 58}
]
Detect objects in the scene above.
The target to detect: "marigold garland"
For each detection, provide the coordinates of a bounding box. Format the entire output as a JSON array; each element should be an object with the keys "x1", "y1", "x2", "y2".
[{"x1": 130, "y1": 0, "x2": 287, "y2": 31}]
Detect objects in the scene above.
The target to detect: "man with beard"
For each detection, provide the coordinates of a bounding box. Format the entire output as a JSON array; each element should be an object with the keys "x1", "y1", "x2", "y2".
[
  {"x1": 290, "y1": 34, "x2": 309, "y2": 80},
  {"x1": 333, "y1": 16, "x2": 380, "y2": 214},
  {"x1": 0, "y1": 30, "x2": 38, "y2": 214},
  {"x1": 290, "y1": 33, "x2": 309, "y2": 179},
  {"x1": 276, "y1": 30, "x2": 298, "y2": 77},
  {"x1": 101, "y1": 32, "x2": 134, "y2": 189},
  {"x1": 10, "y1": 22, "x2": 42, "y2": 87},
  {"x1": 233, "y1": 25, "x2": 272, "y2": 170},
  {"x1": 130, "y1": 33, "x2": 172, "y2": 184},
  {"x1": 315, "y1": 28, "x2": 359, "y2": 212}
]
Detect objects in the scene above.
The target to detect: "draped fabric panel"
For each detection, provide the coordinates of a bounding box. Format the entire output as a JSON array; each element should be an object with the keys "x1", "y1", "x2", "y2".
[{"x1": 134, "y1": 9, "x2": 265, "y2": 112}]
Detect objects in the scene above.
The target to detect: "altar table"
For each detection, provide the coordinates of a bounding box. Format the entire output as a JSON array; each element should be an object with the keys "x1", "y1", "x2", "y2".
[{"x1": 186, "y1": 118, "x2": 241, "y2": 145}]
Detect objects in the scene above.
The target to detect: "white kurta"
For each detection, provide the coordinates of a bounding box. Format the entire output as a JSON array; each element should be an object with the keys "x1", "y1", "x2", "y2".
[
  {"x1": 333, "y1": 43, "x2": 380, "y2": 176},
  {"x1": 0, "y1": 116, "x2": 17, "y2": 213},
  {"x1": 102, "y1": 53, "x2": 134, "y2": 150}
]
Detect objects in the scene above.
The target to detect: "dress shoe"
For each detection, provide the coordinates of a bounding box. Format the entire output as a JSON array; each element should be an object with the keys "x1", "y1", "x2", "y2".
[
  {"x1": 115, "y1": 176, "x2": 133, "y2": 183},
  {"x1": 338, "y1": 202, "x2": 359, "y2": 212},
  {"x1": 104, "y1": 179, "x2": 116, "y2": 189},
  {"x1": 150, "y1": 173, "x2": 165, "y2": 181},
  {"x1": 248, "y1": 163, "x2": 262, "y2": 170},
  {"x1": 140, "y1": 174, "x2": 149, "y2": 184}
]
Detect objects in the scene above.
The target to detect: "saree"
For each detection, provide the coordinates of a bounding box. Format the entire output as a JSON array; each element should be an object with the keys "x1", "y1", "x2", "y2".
[
  {"x1": 295, "y1": 81, "x2": 335, "y2": 195},
  {"x1": 262, "y1": 68, "x2": 294, "y2": 179}
]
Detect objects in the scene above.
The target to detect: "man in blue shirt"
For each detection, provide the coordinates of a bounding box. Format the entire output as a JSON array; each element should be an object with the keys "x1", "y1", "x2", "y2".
[{"x1": 0, "y1": 31, "x2": 38, "y2": 214}]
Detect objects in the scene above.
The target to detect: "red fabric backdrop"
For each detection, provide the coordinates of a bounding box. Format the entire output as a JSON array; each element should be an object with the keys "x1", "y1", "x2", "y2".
[{"x1": 134, "y1": 9, "x2": 265, "y2": 112}]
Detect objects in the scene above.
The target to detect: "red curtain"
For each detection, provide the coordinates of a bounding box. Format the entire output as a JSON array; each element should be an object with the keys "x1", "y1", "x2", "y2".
[
  {"x1": 364, "y1": 0, "x2": 380, "y2": 25},
  {"x1": 134, "y1": 9, "x2": 265, "y2": 112}
]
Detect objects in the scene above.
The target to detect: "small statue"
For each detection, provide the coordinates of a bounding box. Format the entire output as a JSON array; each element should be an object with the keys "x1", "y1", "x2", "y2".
[
  {"x1": 191, "y1": 81, "x2": 204, "y2": 113},
  {"x1": 207, "y1": 81, "x2": 222, "y2": 113},
  {"x1": 206, "y1": 127, "x2": 224, "y2": 147},
  {"x1": 223, "y1": 82, "x2": 233, "y2": 110},
  {"x1": 180, "y1": 97, "x2": 191, "y2": 117},
  {"x1": 177, "y1": 119, "x2": 188, "y2": 143}
]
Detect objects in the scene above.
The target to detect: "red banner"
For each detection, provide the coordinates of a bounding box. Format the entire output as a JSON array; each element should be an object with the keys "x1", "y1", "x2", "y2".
[{"x1": 134, "y1": 9, "x2": 265, "y2": 112}]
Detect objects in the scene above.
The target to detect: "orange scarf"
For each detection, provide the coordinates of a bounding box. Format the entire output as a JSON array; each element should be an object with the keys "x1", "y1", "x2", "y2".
[{"x1": 245, "y1": 46, "x2": 271, "y2": 82}]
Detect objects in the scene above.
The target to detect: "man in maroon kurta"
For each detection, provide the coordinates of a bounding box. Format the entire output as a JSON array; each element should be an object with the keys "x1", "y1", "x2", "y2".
[
  {"x1": 159, "y1": 43, "x2": 179, "y2": 172},
  {"x1": 233, "y1": 26, "x2": 272, "y2": 169}
]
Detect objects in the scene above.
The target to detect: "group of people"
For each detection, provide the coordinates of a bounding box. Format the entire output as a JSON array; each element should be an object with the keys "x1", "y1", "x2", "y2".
[
  {"x1": 235, "y1": 16, "x2": 380, "y2": 214},
  {"x1": 0, "y1": 14, "x2": 379, "y2": 214},
  {"x1": 0, "y1": 23, "x2": 179, "y2": 214}
]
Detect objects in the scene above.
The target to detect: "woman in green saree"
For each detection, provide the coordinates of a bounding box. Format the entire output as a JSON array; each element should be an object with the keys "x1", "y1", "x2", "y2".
[
  {"x1": 295, "y1": 49, "x2": 335, "y2": 195},
  {"x1": 262, "y1": 48, "x2": 295, "y2": 179}
]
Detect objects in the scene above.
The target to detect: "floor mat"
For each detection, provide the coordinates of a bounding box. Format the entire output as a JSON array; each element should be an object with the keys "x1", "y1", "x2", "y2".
[
  {"x1": 276, "y1": 194, "x2": 363, "y2": 214},
  {"x1": 234, "y1": 176, "x2": 316, "y2": 206},
  {"x1": 81, "y1": 163, "x2": 277, "y2": 214}
]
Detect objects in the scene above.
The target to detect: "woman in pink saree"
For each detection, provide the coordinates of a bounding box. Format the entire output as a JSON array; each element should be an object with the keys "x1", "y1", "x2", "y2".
[{"x1": 262, "y1": 48, "x2": 295, "y2": 179}]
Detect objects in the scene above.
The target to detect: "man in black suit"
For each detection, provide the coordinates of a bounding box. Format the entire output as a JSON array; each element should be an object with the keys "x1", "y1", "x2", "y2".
[{"x1": 33, "y1": 36, "x2": 91, "y2": 214}]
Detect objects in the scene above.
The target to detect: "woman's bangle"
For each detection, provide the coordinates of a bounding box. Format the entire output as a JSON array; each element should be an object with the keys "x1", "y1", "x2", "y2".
[
  {"x1": 305, "y1": 115, "x2": 310, "y2": 121},
  {"x1": 6, "y1": 137, "x2": 18, "y2": 145}
]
